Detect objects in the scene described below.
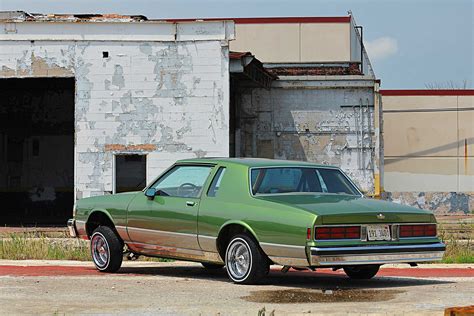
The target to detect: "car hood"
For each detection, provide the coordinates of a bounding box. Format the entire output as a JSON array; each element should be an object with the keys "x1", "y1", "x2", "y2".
[{"x1": 254, "y1": 194, "x2": 435, "y2": 224}]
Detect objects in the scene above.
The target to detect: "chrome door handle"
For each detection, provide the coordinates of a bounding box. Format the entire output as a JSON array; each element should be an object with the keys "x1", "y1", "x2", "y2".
[{"x1": 186, "y1": 201, "x2": 196, "y2": 206}]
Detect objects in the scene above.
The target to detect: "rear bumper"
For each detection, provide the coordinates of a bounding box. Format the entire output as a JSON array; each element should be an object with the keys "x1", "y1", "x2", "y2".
[
  {"x1": 67, "y1": 219, "x2": 78, "y2": 238},
  {"x1": 310, "y1": 242, "x2": 446, "y2": 266}
]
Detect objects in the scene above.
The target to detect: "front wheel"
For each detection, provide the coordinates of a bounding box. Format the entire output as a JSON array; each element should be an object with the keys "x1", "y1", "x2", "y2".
[
  {"x1": 90, "y1": 226, "x2": 123, "y2": 273},
  {"x1": 343, "y1": 265, "x2": 380, "y2": 279},
  {"x1": 225, "y1": 234, "x2": 269, "y2": 284}
]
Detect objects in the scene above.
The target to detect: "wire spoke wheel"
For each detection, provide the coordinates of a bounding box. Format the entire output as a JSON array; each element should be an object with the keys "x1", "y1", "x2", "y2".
[
  {"x1": 225, "y1": 234, "x2": 269, "y2": 284},
  {"x1": 91, "y1": 233, "x2": 110, "y2": 268},
  {"x1": 90, "y1": 226, "x2": 123, "y2": 273},
  {"x1": 227, "y1": 240, "x2": 251, "y2": 279}
]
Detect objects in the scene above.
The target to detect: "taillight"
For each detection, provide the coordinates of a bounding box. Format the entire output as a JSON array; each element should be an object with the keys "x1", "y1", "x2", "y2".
[
  {"x1": 306, "y1": 228, "x2": 312, "y2": 240},
  {"x1": 315, "y1": 226, "x2": 361, "y2": 240},
  {"x1": 399, "y1": 224, "x2": 437, "y2": 237}
]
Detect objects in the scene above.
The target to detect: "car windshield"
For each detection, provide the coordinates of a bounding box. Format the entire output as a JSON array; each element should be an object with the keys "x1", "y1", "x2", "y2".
[{"x1": 250, "y1": 167, "x2": 360, "y2": 196}]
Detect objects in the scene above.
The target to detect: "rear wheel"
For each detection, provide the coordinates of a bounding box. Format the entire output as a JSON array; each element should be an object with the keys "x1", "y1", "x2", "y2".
[
  {"x1": 90, "y1": 226, "x2": 123, "y2": 273},
  {"x1": 225, "y1": 234, "x2": 269, "y2": 284},
  {"x1": 343, "y1": 265, "x2": 380, "y2": 279},
  {"x1": 201, "y1": 262, "x2": 224, "y2": 269}
]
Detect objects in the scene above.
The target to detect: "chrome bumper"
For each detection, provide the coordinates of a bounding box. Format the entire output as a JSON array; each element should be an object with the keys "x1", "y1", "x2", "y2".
[
  {"x1": 67, "y1": 219, "x2": 78, "y2": 238},
  {"x1": 310, "y1": 242, "x2": 446, "y2": 266}
]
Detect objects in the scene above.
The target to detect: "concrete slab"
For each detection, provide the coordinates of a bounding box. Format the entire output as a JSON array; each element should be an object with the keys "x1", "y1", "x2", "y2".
[{"x1": 0, "y1": 261, "x2": 472, "y2": 315}]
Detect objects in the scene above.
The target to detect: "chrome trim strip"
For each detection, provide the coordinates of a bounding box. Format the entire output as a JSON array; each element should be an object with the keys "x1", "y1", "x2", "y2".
[
  {"x1": 310, "y1": 243, "x2": 445, "y2": 266},
  {"x1": 127, "y1": 227, "x2": 199, "y2": 249},
  {"x1": 391, "y1": 224, "x2": 399, "y2": 241},
  {"x1": 198, "y1": 235, "x2": 217, "y2": 240},
  {"x1": 361, "y1": 225, "x2": 368, "y2": 241},
  {"x1": 127, "y1": 226, "x2": 196, "y2": 237},
  {"x1": 260, "y1": 242, "x2": 307, "y2": 260},
  {"x1": 198, "y1": 235, "x2": 218, "y2": 253},
  {"x1": 399, "y1": 236, "x2": 439, "y2": 240},
  {"x1": 260, "y1": 242, "x2": 305, "y2": 249},
  {"x1": 67, "y1": 219, "x2": 77, "y2": 237},
  {"x1": 268, "y1": 256, "x2": 309, "y2": 267},
  {"x1": 311, "y1": 242, "x2": 445, "y2": 254},
  {"x1": 75, "y1": 220, "x2": 87, "y2": 237},
  {"x1": 312, "y1": 252, "x2": 445, "y2": 266},
  {"x1": 127, "y1": 241, "x2": 223, "y2": 264},
  {"x1": 115, "y1": 225, "x2": 130, "y2": 242}
]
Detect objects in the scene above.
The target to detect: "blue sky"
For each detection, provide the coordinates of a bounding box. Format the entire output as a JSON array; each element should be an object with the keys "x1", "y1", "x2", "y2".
[{"x1": 0, "y1": 0, "x2": 472, "y2": 89}]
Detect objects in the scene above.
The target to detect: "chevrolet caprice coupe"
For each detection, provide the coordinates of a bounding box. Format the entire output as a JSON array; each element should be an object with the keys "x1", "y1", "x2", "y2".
[{"x1": 68, "y1": 158, "x2": 445, "y2": 284}]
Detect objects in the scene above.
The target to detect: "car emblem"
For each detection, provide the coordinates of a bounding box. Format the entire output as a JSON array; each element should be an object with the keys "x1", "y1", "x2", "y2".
[{"x1": 377, "y1": 213, "x2": 385, "y2": 220}]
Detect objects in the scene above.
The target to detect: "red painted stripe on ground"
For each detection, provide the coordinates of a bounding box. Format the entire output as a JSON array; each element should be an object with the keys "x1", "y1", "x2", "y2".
[
  {"x1": 0, "y1": 265, "x2": 472, "y2": 278},
  {"x1": 0, "y1": 265, "x2": 100, "y2": 277}
]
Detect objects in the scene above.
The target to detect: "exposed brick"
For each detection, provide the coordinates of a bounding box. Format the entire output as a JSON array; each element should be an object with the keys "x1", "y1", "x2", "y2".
[{"x1": 104, "y1": 144, "x2": 157, "y2": 152}]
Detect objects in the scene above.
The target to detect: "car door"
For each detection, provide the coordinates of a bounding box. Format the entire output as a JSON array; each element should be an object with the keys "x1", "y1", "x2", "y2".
[{"x1": 126, "y1": 164, "x2": 214, "y2": 251}]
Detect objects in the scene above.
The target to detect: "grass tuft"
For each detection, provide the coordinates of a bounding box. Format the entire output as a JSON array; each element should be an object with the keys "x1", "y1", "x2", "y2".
[
  {"x1": 438, "y1": 222, "x2": 473, "y2": 264},
  {"x1": 0, "y1": 233, "x2": 90, "y2": 261},
  {"x1": 0, "y1": 225, "x2": 472, "y2": 263},
  {"x1": 0, "y1": 232, "x2": 173, "y2": 262}
]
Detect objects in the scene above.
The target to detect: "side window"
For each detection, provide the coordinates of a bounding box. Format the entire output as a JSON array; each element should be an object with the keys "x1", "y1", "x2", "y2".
[
  {"x1": 207, "y1": 167, "x2": 226, "y2": 197},
  {"x1": 152, "y1": 165, "x2": 212, "y2": 198}
]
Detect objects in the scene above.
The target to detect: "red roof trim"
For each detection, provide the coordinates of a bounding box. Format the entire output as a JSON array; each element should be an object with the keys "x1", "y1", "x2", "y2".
[
  {"x1": 164, "y1": 17, "x2": 351, "y2": 24},
  {"x1": 380, "y1": 90, "x2": 474, "y2": 96}
]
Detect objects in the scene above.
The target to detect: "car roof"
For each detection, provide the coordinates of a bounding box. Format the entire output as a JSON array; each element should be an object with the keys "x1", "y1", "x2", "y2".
[{"x1": 176, "y1": 157, "x2": 335, "y2": 168}]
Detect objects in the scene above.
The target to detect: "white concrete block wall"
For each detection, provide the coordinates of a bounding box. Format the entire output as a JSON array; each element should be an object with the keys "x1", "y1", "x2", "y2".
[{"x1": 0, "y1": 21, "x2": 232, "y2": 200}]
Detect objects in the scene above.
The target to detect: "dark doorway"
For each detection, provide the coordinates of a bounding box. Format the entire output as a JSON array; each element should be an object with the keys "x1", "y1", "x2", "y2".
[
  {"x1": 115, "y1": 155, "x2": 147, "y2": 193},
  {"x1": 0, "y1": 78, "x2": 74, "y2": 226}
]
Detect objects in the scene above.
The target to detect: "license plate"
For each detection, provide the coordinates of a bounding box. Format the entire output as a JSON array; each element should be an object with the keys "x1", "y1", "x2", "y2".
[{"x1": 367, "y1": 225, "x2": 391, "y2": 241}]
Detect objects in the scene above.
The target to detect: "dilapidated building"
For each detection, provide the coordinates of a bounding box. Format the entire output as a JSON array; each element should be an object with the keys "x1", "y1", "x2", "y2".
[
  {"x1": 0, "y1": 12, "x2": 234, "y2": 225},
  {"x1": 0, "y1": 12, "x2": 384, "y2": 225},
  {"x1": 225, "y1": 17, "x2": 381, "y2": 196}
]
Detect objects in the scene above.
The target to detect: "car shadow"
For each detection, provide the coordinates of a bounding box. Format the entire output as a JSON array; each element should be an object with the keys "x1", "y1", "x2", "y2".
[{"x1": 116, "y1": 265, "x2": 454, "y2": 289}]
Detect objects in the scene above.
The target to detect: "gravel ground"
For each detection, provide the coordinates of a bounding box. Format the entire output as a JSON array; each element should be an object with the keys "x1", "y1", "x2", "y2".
[{"x1": 0, "y1": 261, "x2": 472, "y2": 315}]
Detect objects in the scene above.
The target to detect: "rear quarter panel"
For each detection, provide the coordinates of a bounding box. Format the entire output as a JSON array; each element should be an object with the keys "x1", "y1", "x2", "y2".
[{"x1": 198, "y1": 163, "x2": 316, "y2": 248}]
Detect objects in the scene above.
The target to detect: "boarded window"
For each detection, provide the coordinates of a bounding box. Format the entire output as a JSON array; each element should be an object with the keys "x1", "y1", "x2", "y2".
[{"x1": 115, "y1": 154, "x2": 147, "y2": 193}]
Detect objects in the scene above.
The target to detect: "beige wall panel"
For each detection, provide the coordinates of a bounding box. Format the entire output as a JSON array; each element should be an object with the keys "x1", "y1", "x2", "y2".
[
  {"x1": 458, "y1": 157, "x2": 474, "y2": 191},
  {"x1": 383, "y1": 95, "x2": 458, "y2": 111},
  {"x1": 458, "y1": 109, "x2": 474, "y2": 155},
  {"x1": 230, "y1": 24, "x2": 300, "y2": 63},
  {"x1": 458, "y1": 95, "x2": 474, "y2": 109},
  {"x1": 384, "y1": 158, "x2": 458, "y2": 191},
  {"x1": 384, "y1": 112, "x2": 458, "y2": 157},
  {"x1": 300, "y1": 23, "x2": 350, "y2": 61}
]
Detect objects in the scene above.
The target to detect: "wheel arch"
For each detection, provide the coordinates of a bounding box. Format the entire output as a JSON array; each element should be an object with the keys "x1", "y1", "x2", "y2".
[
  {"x1": 216, "y1": 221, "x2": 262, "y2": 260},
  {"x1": 86, "y1": 209, "x2": 121, "y2": 242}
]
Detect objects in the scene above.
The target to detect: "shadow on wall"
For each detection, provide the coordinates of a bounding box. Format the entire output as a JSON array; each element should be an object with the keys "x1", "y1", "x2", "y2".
[{"x1": 385, "y1": 138, "x2": 474, "y2": 165}]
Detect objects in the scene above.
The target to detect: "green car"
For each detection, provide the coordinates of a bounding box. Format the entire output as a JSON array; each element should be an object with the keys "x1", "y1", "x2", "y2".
[{"x1": 68, "y1": 158, "x2": 445, "y2": 284}]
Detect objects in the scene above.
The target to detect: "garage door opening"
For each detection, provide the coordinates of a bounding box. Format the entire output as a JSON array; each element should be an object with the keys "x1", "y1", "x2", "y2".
[{"x1": 0, "y1": 77, "x2": 74, "y2": 226}]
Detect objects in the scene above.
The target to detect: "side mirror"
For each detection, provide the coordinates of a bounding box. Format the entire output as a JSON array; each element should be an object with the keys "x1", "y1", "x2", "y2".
[{"x1": 145, "y1": 188, "x2": 157, "y2": 200}]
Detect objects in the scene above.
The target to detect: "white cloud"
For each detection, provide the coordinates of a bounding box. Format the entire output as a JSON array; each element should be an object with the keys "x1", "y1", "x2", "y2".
[{"x1": 365, "y1": 37, "x2": 398, "y2": 61}]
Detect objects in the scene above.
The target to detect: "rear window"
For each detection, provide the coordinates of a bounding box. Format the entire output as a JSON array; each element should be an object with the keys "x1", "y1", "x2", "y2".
[{"x1": 250, "y1": 167, "x2": 360, "y2": 196}]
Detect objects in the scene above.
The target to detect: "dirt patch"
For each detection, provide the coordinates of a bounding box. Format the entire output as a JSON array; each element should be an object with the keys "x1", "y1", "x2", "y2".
[{"x1": 242, "y1": 288, "x2": 404, "y2": 304}]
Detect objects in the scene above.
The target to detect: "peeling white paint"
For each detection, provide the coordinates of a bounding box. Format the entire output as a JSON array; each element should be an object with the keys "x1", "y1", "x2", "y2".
[{"x1": 0, "y1": 20, "x2": 234, "y2": 199}]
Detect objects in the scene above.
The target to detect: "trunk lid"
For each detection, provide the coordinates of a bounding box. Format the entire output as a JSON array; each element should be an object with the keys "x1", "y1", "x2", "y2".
[{"x1": 255, "y1": 194, "x2": 433, "y2": 224}]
